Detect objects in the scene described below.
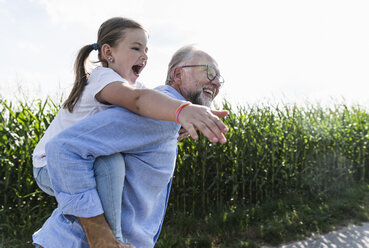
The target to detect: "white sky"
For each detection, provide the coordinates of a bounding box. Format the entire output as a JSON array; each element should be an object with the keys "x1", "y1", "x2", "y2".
[{"x1": 1, "y1": 0, "x2": 369, "y2": 107}]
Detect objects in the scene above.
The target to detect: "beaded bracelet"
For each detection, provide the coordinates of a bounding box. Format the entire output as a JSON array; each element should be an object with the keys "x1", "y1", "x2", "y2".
[{"x1": 175, "y1": 102, "x2": 191, "y2": 124}]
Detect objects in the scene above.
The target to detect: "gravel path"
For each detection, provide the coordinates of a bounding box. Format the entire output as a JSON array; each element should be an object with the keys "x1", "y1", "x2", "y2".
[{"x1": 262, "y1": 222, "x2": 369, "y2": 248}]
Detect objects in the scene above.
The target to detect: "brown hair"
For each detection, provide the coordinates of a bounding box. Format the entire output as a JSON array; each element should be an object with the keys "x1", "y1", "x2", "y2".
[{"x1": 63, "y1": 17, "x2": 145, "y2": 112}]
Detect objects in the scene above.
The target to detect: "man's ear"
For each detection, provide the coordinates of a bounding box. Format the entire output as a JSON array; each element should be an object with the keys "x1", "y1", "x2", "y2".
[
  {"x1": 172, "y1": 67, "x2": 182, "y2": 83},
  {"x1": 170, "y1": 67, "x2": 184, "y2": 94}
]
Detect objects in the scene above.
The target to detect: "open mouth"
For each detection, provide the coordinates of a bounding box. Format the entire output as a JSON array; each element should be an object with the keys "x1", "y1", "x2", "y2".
[
  {"x1": 132, "y1": 64, "x2": 143, "y2": 76},
  {"x1": 203, "y1": 88, "x2": 214, "y2": 99}
]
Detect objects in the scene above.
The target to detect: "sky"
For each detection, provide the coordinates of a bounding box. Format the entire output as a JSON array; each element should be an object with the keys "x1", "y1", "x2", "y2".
[{"x1": 1, "y1": 0, "x2": 369, "y2": 108}]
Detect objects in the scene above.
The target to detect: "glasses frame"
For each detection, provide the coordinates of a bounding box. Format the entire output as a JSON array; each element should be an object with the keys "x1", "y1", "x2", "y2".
[{"x1": 180, "y1": 64, "x2": 224, "y2": 87}]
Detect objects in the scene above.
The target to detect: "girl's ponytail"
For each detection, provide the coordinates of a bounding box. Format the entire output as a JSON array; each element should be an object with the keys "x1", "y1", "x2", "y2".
[{"x1": 63, "y1": 44, "x2": 95, "y2": 112}]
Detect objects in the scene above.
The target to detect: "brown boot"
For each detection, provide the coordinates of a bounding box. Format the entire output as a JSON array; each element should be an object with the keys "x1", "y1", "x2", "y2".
[{"x1": 78, "y1": 214, "x2": 135, "y2": 248}]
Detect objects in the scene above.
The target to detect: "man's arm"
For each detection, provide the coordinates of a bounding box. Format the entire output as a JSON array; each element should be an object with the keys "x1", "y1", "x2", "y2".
[{"x1": 46, "y1": 106, "x2": 179, "y2": 217}]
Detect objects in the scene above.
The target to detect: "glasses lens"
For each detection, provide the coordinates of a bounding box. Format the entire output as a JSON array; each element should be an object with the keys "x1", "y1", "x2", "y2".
[
  {"x1": 207, "y1": 66, "x2": 224, "y2": 86},
  {"x1": 207, "y1": 66, "x2": 217, "y2": 81}
]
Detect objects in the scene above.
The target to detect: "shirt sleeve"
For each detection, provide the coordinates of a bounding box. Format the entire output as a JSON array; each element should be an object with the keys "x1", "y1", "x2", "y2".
[
  {"x1": 46, "y1": 106, "x2": 180, "y2": 217},
  {"x1": 88, "y1": 67, "x2": 129, "y2": 100},
  {"x1": 132, "y1": 81, "x2": 146, "y2": 89}
]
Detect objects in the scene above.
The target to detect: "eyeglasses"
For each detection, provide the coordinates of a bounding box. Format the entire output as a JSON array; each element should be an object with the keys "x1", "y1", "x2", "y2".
[{"x1": 181, "y1": 64, "x2": 224, "y2": 87}]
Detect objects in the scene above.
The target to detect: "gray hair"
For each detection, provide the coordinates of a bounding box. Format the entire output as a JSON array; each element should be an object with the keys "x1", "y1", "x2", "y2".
[{"x1": 165, "y1": 45, "x2": 199, "y2": 85}]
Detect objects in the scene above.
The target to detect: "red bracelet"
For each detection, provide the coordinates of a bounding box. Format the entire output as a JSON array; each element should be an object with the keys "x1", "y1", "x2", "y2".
[{"x1": 175, "y1": 102, "x2": 191, "y2": 124}]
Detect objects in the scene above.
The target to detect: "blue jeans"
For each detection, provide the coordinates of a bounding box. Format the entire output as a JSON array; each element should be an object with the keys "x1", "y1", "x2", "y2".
[{"x1": 33, "y1": 153, "x2": 126, "y2": 242}]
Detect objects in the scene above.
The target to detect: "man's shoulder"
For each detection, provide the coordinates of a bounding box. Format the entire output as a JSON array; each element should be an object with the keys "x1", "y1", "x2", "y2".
[{"x1": 154, "y1": 85, "x2": 185, "y2": 101}]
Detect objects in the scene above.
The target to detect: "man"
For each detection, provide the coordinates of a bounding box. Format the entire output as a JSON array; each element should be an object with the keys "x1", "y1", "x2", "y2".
[{"x1": 33, "y1": 45, "x2": 227, "y2": 248}]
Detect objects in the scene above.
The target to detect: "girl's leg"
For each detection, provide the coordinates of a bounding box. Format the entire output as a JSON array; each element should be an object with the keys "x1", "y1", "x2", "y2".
[
  {"x1": 33, "y1": 166, "x2": 55, "y2": 196},
  {"x1": 94, "y1": 153, "x2": 125, "y2": 242}
]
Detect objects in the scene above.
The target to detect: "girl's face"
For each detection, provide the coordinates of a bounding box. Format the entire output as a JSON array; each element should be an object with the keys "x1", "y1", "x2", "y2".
[{"x1": 109, "y1": 28, "x2": 148, "y2": 84}]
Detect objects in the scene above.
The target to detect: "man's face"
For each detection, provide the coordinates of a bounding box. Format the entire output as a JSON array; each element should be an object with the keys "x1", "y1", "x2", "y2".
[{"x1": 176, "y1": 52, "x2": 222, "y2": 107}]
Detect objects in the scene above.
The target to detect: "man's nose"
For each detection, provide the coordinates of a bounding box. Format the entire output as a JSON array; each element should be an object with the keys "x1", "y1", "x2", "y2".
[{"x1": 211, "y1": 76, "x2": 222, "y2": 88}]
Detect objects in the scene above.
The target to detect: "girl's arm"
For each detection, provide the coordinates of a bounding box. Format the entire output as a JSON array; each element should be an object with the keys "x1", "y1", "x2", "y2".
[{"x1": 96, "y1": 81, "x2": 229, "y2": 144}]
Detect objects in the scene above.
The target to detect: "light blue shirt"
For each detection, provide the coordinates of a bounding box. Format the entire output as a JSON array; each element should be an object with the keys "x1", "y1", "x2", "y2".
[{"x1": 33, "y1": 85, "x2": 184, "y2": 248}]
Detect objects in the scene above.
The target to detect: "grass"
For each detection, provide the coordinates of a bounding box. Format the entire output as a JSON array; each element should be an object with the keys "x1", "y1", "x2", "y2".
[
  {"x1": 156, "y1": 182, "x2": 369, "y2": 248},
  {"x1": 3, "y1": 184, "x2": 369, "y2": 248}
]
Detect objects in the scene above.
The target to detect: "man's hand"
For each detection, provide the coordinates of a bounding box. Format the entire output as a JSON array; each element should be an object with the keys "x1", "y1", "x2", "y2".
[
  {"x1": 78, "y1": 214, "x2": 135, "y2": 248},
  {"x1": 177, "y1": 127, "x2": 190, "y2": 141}
]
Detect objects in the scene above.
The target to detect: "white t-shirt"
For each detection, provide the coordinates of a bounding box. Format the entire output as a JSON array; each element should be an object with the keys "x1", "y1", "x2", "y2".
[{"x1": 33, "y1": 67, "x2": 145, "y2": 168}]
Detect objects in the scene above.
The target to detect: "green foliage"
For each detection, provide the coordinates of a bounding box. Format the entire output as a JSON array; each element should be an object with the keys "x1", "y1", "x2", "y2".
[
  {"x1": 2, "y1": 98, "x2": 369, "y2": 246},
  {"x1": 0, "y1": 98, "x2": 59, "y2": 245},
  {"x1": 171, "y1": 102, "x2": 369, "y2": 217}
]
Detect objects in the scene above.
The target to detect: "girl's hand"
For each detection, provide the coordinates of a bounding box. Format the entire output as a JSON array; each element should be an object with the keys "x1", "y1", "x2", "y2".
[{"x1": 178, "y1": 104, "x2": 229, "y2": 144}]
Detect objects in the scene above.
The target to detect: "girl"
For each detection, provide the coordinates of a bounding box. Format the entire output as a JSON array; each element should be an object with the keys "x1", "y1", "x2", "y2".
[{"x1": 33, "y1": 17, "x2": 228, "y2": 244}]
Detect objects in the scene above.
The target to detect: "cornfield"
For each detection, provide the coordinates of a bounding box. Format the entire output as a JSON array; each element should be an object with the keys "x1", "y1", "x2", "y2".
[
  {"x1": 1, "y1": 98, "x2": 369, "y2": 241},
  {"x1": 173, "y1": 102, "x2": 369, "y2": 216}
]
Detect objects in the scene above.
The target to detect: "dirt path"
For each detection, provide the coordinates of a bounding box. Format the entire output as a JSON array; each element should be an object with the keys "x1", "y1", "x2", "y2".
[{"x1": 262, "y1": 222, "x2": 369, "y2": 248}]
